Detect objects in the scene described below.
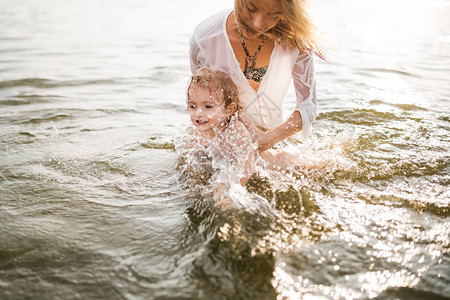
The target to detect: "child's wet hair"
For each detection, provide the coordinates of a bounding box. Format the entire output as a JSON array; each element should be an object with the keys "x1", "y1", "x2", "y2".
[{"x1": 187, "y1": 67, "x2": 242, "y2": 113}]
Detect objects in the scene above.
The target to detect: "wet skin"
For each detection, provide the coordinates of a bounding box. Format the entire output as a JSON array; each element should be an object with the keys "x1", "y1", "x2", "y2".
[
  {"x1": 187, "y1": 86, "x2": 236, "y2": 139},
  {"x1": 226, "y1": 0, "x2": 282, "y2": 92}
]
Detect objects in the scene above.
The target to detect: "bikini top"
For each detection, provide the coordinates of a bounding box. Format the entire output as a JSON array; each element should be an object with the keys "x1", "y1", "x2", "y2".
[{"x1": 243, "y1": 66, "x2": 268, "y2": 83}]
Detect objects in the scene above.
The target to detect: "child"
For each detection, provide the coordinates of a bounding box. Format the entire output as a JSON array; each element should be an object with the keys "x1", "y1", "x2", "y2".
[
  {"x1": 183, "y1": 68, "x2": 304, "y2": 212},
  {"x1": 185, "y1": 67, "x2": 258, "y2": 187}
]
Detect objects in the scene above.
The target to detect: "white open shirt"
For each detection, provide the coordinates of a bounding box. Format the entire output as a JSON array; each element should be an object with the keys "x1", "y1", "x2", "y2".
[{"x1": 190, "y1": 9, "x2": 317, "y2": 137}]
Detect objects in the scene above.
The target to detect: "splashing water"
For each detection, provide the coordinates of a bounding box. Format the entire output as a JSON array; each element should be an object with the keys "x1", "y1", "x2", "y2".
[{"x1": 1, "y1": 0, "x2": 449, "y2": 299}]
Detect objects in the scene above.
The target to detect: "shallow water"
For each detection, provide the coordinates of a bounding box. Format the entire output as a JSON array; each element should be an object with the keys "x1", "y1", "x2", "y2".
[{"x1": 1, "y1": 0, "x2": 449, "y2": 299}]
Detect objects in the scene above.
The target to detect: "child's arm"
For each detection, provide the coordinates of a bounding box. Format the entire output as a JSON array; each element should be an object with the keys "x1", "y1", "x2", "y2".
[
  {"x1": 213, "y1": 183, "x2": 235, "y2": 209},
  {"x1": 230, "y1": 121, "x2": 258, "y2": 186},
  {"x1": 213, "y1": 120, "x2": 258, "y2": 186},
  {"x1": 259, "y1": 149, "x2": 299, "y2": 170}
]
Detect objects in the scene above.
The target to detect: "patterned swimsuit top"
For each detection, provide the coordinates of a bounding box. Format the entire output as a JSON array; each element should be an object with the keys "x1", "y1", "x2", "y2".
[
  {"x1": 244, "y1": 66, "x2": 268, "y2": 83},
  {"x1": 239, "y1": 31, "x2": 268, "y2": 83}
]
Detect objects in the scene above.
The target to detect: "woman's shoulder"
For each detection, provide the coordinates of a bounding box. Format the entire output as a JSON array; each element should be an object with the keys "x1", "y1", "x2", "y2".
[
  {"x1": 274, "y1": 42, "x2": 315, "y2": 60},
  {"x1": 192, "y1": 9, "x2": 231, "y2": 42}
]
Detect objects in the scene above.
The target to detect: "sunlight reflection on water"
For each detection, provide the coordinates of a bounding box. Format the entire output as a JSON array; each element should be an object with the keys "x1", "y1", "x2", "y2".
[{"x1": 0, "y1": 0, "x2": 449, "y2": 299}]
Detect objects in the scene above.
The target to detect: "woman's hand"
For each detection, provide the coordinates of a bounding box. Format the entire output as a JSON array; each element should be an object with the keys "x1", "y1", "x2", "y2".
[
  {"x1": 244, "y1": 111, "x2": 304, "y2": 152},
  {"x1": 238, "y1": 114, "x2": 274, "y2": 151}
]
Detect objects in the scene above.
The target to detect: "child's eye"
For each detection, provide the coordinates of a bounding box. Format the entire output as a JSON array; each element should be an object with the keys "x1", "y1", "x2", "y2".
[
  {"x1": 205, "y1": 105, "x2": 214, "y2": 109},
  {"x1": 188, "y1": 104, "x2": 196, "y2": 109}
]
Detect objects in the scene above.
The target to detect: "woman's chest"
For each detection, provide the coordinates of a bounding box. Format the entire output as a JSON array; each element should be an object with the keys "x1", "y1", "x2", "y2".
[
  {"x1": 228, "y1": 35, "x2": 275, "y2": 91},
  {"x1": 228, "y1": 36, "x2": 274, "y2": 70}
]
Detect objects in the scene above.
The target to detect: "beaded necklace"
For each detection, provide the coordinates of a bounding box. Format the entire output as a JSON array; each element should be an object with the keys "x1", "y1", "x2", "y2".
[{"x1": 238, "y1": 30, "x2": 267, "y2": 82}]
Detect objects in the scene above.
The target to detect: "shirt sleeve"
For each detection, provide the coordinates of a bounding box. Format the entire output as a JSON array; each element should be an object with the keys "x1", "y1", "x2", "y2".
[
  {"x1": 189, "y1": 33, "x2": 200, "y2": 73},
  {"x1": 292, "y1": 51, "x2": 317, "y2": 138},
  {"x1": 189, "y1": 31, "x2": 205, "y2": 73}
]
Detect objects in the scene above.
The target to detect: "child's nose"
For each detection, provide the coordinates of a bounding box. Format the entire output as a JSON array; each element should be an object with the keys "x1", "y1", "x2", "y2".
[{"x1": 194, "y1": 107, "x2": 203, "y2": 116}]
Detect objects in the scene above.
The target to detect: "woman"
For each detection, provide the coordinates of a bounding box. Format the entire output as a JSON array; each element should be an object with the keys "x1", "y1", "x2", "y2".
[{"x1": 190, "y1": 0, "x2": 323, "y2": 151}]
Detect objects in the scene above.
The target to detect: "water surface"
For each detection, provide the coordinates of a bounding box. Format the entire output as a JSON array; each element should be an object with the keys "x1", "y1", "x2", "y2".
[{"x1": 1, "y1": 0, "x2": 449, "y2": 299}]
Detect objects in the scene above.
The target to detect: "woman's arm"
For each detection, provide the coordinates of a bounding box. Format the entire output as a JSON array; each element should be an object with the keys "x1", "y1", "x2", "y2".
[
  {"x1": 256, "y1": 110, "x2": 302, "y2": 151},
  {"x1": 256, "y1": 51, "x2": 317, "y2": 151},
  {"x1": 240, "y1": 111, "x2": 302, "y2": 152}
]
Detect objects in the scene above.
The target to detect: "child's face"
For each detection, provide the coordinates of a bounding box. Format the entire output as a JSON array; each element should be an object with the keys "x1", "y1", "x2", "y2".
[{"x1": 187, "y1": 85, "x2": 235, "y2": 137}]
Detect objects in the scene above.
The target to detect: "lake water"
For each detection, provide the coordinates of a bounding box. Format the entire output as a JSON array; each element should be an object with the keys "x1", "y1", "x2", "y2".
[{"x1": 0, "y1": 0, "x2": 449, "y2": 299}]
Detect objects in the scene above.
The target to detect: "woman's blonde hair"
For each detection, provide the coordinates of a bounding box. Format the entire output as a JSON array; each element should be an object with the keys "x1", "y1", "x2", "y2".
[
  {"x1": 234, "y1": 0, "x2": 324, "y2": 59},
  {"x1": 187, "y1": 67, "x2": 242, "y2": 113}
]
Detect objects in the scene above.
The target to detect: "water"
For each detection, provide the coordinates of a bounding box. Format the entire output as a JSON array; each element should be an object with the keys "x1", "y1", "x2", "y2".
[{"x1": 1, "y1": 0, "x2": 449, "y2": 299}]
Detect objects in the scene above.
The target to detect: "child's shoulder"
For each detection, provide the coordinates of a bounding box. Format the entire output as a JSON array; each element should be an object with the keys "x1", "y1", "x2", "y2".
[
  {"x1": 232, "y1": 117, "x2": 254, "y2": 140},
  {"x1": 222, "y1": 115, "x2": 249, "y2": 132},
  {"x1": 219, "y1": 116, "x2": 256, "y2": 150}
]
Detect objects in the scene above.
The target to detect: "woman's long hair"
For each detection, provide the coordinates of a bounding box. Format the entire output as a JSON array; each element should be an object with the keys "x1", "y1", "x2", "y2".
[{"x1": 234, "y1": 0, "x2": 324, "y2": 59}]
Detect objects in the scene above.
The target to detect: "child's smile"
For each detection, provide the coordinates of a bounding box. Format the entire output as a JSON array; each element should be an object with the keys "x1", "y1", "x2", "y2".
[{"x1": 195, "y1": 119, "x2": 209, "y2": 126}]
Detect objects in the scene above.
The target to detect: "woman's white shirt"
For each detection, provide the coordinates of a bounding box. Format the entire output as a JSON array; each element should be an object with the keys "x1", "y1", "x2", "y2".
[{"x1": 190, "y1": 9, "x2": 317, "y2": 137}]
